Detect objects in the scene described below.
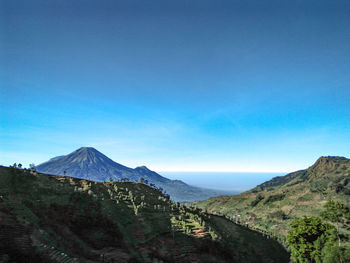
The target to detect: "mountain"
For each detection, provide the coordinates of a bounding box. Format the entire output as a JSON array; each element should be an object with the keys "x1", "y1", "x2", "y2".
[
  {"x1": 0, "y1": 166, "x2": 289, "y2": 262},
  {"x1": 36, "y1": 147, "x2": 231, "y2": 202},
  {"x1": 194, "y1": 156, "x2": 350, "y2": 238}
]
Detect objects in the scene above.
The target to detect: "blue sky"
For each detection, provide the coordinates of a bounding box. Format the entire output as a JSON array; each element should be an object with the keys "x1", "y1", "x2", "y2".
[{"x1": 1, "y1": 0, "x2": 350, "y2": 172}]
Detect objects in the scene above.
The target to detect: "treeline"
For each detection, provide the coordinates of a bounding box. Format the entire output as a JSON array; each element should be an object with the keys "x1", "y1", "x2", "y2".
[
  {"x1": 287, "y1": 200, "x2": 350, "y2": 263},
  {"x1": 189, "y1": 205, "x2": 288, "y2": 247}
]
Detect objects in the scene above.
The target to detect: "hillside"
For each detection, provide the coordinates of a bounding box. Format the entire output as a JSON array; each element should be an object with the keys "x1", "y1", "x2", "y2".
[
  {"x1": 195, "y1": 156, "x2": 350, "y2": 239},
  {"x1": 36, "y1": 147, "x2": 230, "y2": 202},
  {"x1": 0, "y1": 166, "x2": 289, "y2": 262}
]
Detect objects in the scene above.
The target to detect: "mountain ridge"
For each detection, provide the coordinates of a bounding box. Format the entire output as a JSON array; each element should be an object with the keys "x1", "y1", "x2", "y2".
[
  {"x1": 248, "y1": 156, "x2": 350, "y2": 193},
  {"x1": 36, "y1": 147, "x2": 233, "y2": 202},
  {"x1": 195, "y1": 156, "x2": 350, "y2": 238}
]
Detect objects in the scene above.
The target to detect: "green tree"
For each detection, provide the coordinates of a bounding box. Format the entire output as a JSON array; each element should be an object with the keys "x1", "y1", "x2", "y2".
[
  {"x1": 286, "y1": 216, "x2": 336, "y2": 263},
  {"x1": 321, "y1": 200, "x2": 350, "y2": 224},
  {"x1": 320, "y1": 200, "x2": 350, "y2": 245}
]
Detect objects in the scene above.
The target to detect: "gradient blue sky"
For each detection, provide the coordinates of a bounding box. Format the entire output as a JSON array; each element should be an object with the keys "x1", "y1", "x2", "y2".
[{"x1": 1, "y1": 0, "x2": 350, "y2": 172}]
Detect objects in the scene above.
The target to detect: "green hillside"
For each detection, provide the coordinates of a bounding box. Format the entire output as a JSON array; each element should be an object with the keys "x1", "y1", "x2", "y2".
[
  {"x1": 194, "y1": 156, "x2": 350, "y2": 242},
  {"x1": 0, "y1": 166, "x2": 288, "y2": 262}
]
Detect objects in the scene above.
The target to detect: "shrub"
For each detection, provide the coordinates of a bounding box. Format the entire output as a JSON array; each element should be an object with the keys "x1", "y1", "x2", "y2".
[
  {"x1": 263, "y1": 194, "x2": 285, "y2": 204},
  {"x1": 251, "y1": 194, "x2": 264, "y2": 207},
  {"x1": 268, "y1": 210, "x2": 288, "y2": 220},
  {"x1": 286, "y1": 216, "x2": 337, "y2": 263}
]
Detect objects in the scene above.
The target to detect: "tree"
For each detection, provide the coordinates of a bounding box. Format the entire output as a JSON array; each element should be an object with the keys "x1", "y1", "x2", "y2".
[
  {"x1": 18, "y1": 163, "x2": 22, "y2": 169},
  {"x1": 120, "y1": 178, "x2": 129, "y2": 182},
  {"x1": 321, "y1": 200, "x2": 350, "y2": 224},
  {"x1": 139, "y1": 177, "x2": 145, "y2": 184},
  {"x1": 29, "y1": 163, "x2": 36, "y2": 171},
  {"x1": 64, "y1": 170, "x2": 67, "y2": 176},
  {"x1": 286, "y1": 216, "x2": 336, "y2": 263},
  {"x1": 320, "y1": 200, "x2": 350, "y2": 246}
]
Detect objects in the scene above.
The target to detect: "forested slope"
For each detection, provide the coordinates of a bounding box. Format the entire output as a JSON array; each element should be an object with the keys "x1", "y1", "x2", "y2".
[{"x1": 0, "y1": 166, "x2": 288, "y2": 262}]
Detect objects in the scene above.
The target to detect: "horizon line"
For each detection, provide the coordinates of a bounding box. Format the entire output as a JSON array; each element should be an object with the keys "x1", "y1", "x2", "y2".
[{"x1": 157, "y1": 170, "x2": 289, "y2": 174}]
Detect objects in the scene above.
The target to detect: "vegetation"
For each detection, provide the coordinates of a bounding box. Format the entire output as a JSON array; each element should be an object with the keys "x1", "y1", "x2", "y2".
[
  {"x1": 8, "y1": 155, "x2": 349, "y2": 262},
  {"x1": 286, "y1": 200, "x2": 350, "y2": 263},
  {"x1": 195, "y1": 157, "x2": 350, "y2": 243},
  {"x1": 286, "y1": 216, "x2": 337, "y2": 263},
  {"x1": 321, "y1": 200, "x2": 350, "y2": 230},
  {"x1": 193, "y1": 156, "x2": 350, "y2": 262},
  {"x1": 0, "y1": 166, "x2": 288, "y2": 262}
]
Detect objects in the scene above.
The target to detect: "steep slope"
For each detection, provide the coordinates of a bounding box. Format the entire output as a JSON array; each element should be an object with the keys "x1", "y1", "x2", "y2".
[
  {"x1": 36, "y1": 147, "x2": 229, "y2": 202},
  {"x1": 0, "y1": 166, "x2": 289, "y2": 262},
  {"x1": 195, "y1": 156, "x2": 350, "y2": 239}
]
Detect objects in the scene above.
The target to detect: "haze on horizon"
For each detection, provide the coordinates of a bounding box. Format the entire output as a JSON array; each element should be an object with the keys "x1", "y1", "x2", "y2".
[{"x1": 1, "y1": 0, "x2": 350, "y2": 173}]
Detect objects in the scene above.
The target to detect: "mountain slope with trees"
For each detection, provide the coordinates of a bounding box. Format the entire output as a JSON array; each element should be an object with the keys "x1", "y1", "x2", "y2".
[
  {"x1": 195, "y1": 156, "x2": 350, "y2": 240},
  {"x1": 0, "y1": 166, "x2": 288, "y2": 262},
  {"x1": 285, "y1": 200, "x2": 350, "y2": 263}
]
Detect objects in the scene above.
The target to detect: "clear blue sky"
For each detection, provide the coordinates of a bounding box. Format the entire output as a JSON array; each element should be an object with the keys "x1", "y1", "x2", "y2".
[{"x1": 1, "y1": 0, "x2": 350, "y2": 172}]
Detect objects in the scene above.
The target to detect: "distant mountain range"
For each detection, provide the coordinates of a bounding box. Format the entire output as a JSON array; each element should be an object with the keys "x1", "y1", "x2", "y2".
[
  {"x1": 36, "y1": 147, "x2": 233, "y2": 202},
  {"x1": 195, "y1": 156, "x2": 350, "y2": 238}
]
